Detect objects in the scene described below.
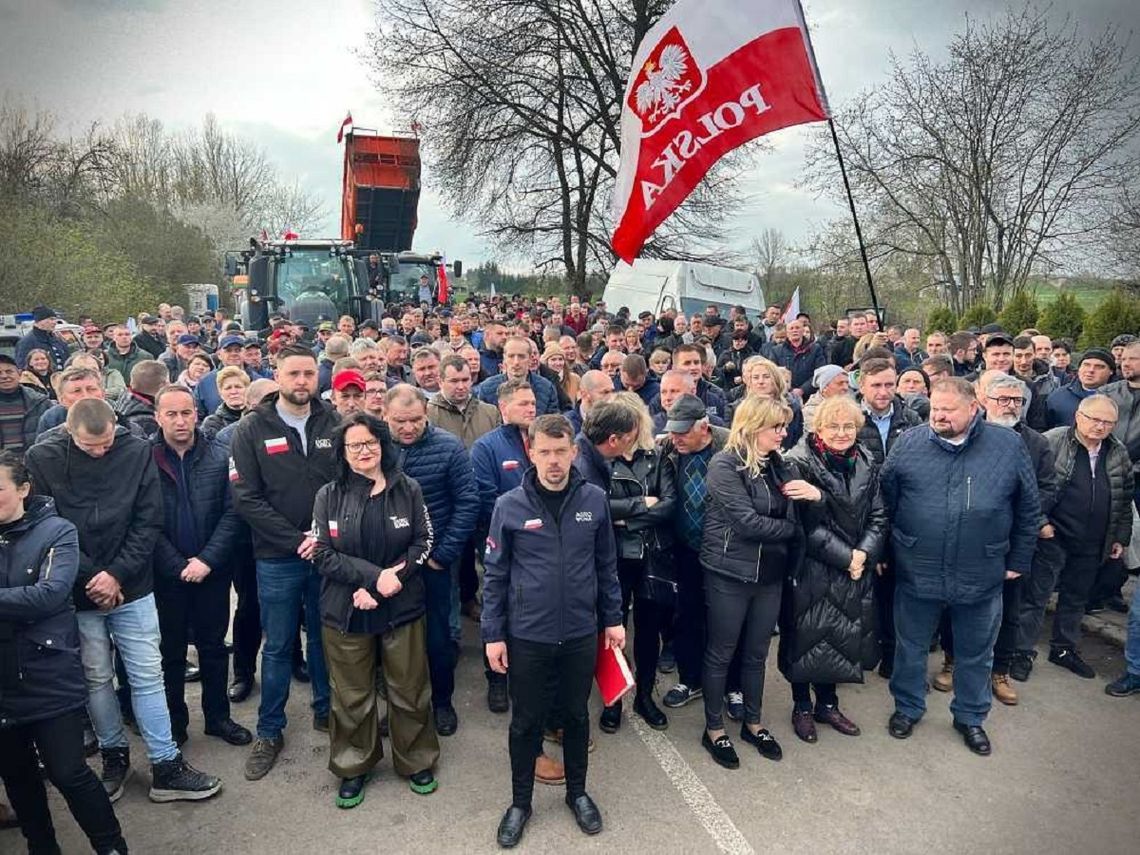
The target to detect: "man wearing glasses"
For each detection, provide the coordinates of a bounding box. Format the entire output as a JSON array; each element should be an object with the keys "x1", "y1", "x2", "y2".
[{"x1": 1035, "y1": 395, "x2": 1133, "y2": 680}]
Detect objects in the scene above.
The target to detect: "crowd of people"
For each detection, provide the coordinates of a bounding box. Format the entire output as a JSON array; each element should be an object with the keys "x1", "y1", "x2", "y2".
[{"x1": 0, "y1": 294, "x2": 1137, "y2": 852}]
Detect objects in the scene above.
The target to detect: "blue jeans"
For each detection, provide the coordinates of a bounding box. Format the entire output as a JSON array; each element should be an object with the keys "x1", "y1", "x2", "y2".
[
  {"x1": 890, "y1": 585, "x2": 1001, "y2": 727},
  {"x1": 424, "y1": 560, "x2": 458, "y2": 707},
  {"x1": 256, "y1": 558, "x2": 329, "y2": 739},
  {"x1": 1127, "y1": 580, "x2": 1140, "y2": 678},
  {"x1": 448, "y1": 559, "x2": 462, "y2": 645},
  {"x1": 77, "y1": 594, "x2": 178, "y2": 763}
]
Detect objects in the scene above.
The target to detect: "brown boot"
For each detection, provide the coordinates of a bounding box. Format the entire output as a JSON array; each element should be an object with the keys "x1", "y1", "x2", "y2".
[
  {"x1": 534, "y1": 753, "x2": 565, "y2": 786},
  {"x1": 932, "y1": 656, "x2": 954, "y2": 692},
  {"x1": 991, "y1": 672, "x2": 1018, "y2": 705}
]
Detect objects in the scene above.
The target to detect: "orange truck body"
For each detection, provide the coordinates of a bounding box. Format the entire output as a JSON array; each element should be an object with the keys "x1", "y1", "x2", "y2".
[{"x1": 340, "y1": 130, "x2": 421, "y2": 252}]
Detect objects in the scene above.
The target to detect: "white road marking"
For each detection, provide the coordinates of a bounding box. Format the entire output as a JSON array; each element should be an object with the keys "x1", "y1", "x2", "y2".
[{"x1": 629, "y1": 716, "x2": 756, "y2": 855}]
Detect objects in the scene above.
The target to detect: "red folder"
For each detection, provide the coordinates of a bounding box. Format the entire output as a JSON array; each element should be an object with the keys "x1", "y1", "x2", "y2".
[{"x1": 595, "y1": 635, "x2": 635, "y2": 707}]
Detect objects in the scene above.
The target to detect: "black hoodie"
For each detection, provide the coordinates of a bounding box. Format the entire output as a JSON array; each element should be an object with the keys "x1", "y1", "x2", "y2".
[{"x1": 25, "y1": 425, "x2": 163, "y2": 610}]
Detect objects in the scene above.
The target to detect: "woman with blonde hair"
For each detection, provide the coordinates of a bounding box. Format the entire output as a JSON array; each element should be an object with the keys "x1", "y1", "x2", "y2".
[
  {"x1": 595, "y1": 392, "x2": 677, "y2": 733},
  {"x1": 698, "y1": 396, "x2": 812, "y2": 769},
  {"x1": 729, "y1": 356, "x2": 803, "y2": 449},
  {"x1": 781, "y1": 395, "x2": 886, "y2": 743},
  {"x1": 540, "y1": 343, "x2": 580, "y2": 404}
]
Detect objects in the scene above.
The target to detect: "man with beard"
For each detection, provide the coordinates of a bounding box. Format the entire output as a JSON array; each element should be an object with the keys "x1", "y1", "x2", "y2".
[
  {"x1": 229, "y1": 345, "x2": 339, "y2": 781},
  {"x1": 881, "y1": 377, "x2": 1039, "y2": 756}
]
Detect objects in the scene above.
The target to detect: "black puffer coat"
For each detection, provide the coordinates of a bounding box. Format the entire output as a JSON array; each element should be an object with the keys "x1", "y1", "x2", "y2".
[
  {"x1": 779, "y1": 439, "x2": 887, "y2": 684},
  {"x1": 609, "y1": 448, "x2": 677, "y2": 601},
  {"x1": 0, "y1": 497, "x2": 87, "y2": 728}
]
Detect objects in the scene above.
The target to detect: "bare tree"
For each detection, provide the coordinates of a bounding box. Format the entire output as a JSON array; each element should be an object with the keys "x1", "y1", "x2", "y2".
[
  {"x1": 1108, "y1": 190, "x2": 1140, "y2": 291},
  {"x1": 806, "y1": 4, "x2": 1140, "y2": 313},
  {"x1": 363, "y1": 0, "x2": 749, "y2": 293},
  {"x1": 258, "y1": 179, "x2": 327, "y2": 238},
  {"x1": 751, "y1": 228, "x2": 787, "y2": 292}
]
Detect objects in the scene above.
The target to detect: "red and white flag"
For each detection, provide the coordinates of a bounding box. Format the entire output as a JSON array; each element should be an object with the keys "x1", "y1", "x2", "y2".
[
  {"x1": 336, "y1": 112, "x2": 353, "y2": 143},
  {"x1": 780, "y1": 286, "x2": 801, "y2": 325},
  {"x1": 611, "y1": 0, "x2": 829, "y2": 262},
  {"x1": 436, "y1": 259, "x2": 450, "y2": 304}
]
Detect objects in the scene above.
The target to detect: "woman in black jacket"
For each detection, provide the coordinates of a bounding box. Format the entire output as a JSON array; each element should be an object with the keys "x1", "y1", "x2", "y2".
[
  {"x1": 311, "y1": 413, "x2": 439, "y2": 809},
  {"x1": 598, "y1": 393, "x2": 677, "y2": 734},
  {"x1": 699, "y1": 396, "x2": 810, "y2": 770},
  {"x1": 781, "y1": 396, "x2": 887, "y2": 743},
  {"x1": 0, "y1": 450, "x2": 127, "y2": 854}
]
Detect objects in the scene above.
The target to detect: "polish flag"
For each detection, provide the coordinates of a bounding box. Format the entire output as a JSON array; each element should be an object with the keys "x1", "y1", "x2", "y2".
[
  {"x1": 437, "y1": 260, "x2": 450, "y2": 305},
  {"x1": 611, "y1": 0, "x2": 829, "y2": 262},
  {"x1": 336, "y1": 112, "x2": 353, "y2": 143},
  {"x1": 780, "y1": 286, "x2": 801, "y2": 325},
  {"x1": 264, "y1": 437, "x2": 289, "y2": 455},
  {"x1": 329, "y1": 521, "x2": 339, "y2": 538}
]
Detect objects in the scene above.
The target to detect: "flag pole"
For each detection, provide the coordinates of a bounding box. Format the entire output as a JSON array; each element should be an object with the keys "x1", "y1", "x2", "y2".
[{"x1": 826, "y1": 119, "x2": 881, "y2": 323}]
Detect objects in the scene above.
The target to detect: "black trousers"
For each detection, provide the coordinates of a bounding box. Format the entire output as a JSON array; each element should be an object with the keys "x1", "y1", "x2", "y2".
[
  {"x1": 616, "y1": 557, "x2": 666, "y2": 692},
  {"x1": 507, "y1": 633, "x2": 595, "y2": 809},
  {"x1": 232, "y1": 548, "x2": 262, "y2": 679},
  {"x1": 672, "y1": 544, "x2": 743, "y2": 694},
  {"x1": 156, "y1": 572, "x2": 231, "y2": 733},
  {"x1": 941, "y1": 577, "x2": 1022, "y2": 674},
  {"x1": 1051, "y1": 550, "x2": 1103, "y2": 651},
  {"x1": 1089, "y1": 557, "x2": 1127, "y2": 606},
  {"x1": 874, "y1": 568, "x2": 896, "y2": 667},
  {"x1": 791, "y1": 681, "x2": 837, "y2": 710},
  {"x1": 460, "y1": 531, "x2": 481, "y2": 605},
  {"x1": 702, "y1": 571, "x2": 782, "y2": 730},
  {"x1": 0, "y1": 709, "x2": 126, "y2": 855}
]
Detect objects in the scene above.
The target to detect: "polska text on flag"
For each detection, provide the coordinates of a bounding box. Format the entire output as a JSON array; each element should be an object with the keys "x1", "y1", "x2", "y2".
[{"x1": 611, "y1": 0, "x2": 830, "y2": 262}]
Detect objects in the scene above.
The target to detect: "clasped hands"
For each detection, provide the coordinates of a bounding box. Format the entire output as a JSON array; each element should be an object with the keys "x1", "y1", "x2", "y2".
[{"x1": 352, "y1": 560, "x2": 407, "y2": 610}]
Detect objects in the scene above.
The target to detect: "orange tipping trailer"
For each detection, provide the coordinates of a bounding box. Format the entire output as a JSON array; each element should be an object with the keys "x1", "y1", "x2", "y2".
[{"x1": 340, "y1": 129, "x2": 421, "y2": 252}]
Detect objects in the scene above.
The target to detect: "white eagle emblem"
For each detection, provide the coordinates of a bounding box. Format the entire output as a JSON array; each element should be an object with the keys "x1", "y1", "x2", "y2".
[{"x1": 635, "y1": 44, "x2": 693, "y2": 125}]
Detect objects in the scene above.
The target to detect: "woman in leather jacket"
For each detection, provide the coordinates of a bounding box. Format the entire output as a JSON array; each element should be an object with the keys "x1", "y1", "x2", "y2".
[
  {"x1": 598, "y1": 393, "x2": 677, "y2": 734},
  {"x1": 781, "y1": 396, "x2": 887, "y2": 744},
  {"x1": 311, "y1": 413, "x2": 439, "y2": 808},
  {"x1": 0, "y1": 450, "x2": 127, "y2": 854}
]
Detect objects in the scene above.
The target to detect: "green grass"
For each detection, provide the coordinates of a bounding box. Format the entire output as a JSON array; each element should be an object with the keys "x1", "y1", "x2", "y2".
[{"x1": 1030, "y1": 278, "x2": 1115, "y2": 314}]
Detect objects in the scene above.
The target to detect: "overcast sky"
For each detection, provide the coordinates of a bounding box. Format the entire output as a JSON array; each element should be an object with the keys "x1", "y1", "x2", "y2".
[{"x1": 2, "y1": 0, "x2": 1136, "y2": 271}]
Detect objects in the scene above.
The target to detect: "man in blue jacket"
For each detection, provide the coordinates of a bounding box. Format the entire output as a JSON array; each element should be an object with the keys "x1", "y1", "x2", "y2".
[
  {"x1": 152, "y1": 385, "x2": 250, "y2": 748},
  {"x1": 386, "y1": 384, "x2": 478, "y2": 736},
  {"x1": 475, "y1": 337, "x2": 560, "y2": 415},
  {"x1": 880, "y1": 376, "x2": 1039, "y2": 756},
  {"x1": 15, "y1": 306, "x2": 71, "y2": 371},
  {"x1": 1045, "y1": 348, "x2": 1115, "y2": 428},
  {"x1": 482, "y1": 414, "x2": 623, "y2": 848}
]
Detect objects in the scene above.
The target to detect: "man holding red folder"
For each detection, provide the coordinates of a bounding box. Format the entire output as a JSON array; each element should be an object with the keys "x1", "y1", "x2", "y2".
[{"x1": 482, "y1": 414, "x2": 624, "y2": 848}]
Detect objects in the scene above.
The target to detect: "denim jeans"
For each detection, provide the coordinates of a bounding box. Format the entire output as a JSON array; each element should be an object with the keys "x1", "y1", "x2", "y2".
[
  {"x1": 1126, "y1": 580, "x2": 1140, "y2": 678},
  {"x1": 890, "y1": 585, "x2": 1001, "y2": 727},
  {"x1": 77, "y1": 594, "x2": 179, "y2": 763},
  {"x1": 448, "y1": 557, "x2": 462, "y2": 645},
  {"x1": 255, "y1": 558, "x2": 329, "y2": 740}
]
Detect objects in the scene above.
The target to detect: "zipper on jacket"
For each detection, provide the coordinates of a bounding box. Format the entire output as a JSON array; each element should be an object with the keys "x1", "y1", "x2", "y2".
[
  {"x1": 42, "y1": 548, "x2": 54, "y2": 580},
  {"x1": 966, "y1": 476, "x2": 972, "y2": 511}
]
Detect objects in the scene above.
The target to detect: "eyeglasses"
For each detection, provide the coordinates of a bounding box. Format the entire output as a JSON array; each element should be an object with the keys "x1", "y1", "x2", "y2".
[
  {"x1": 820, "y1": 423, "x2": 859, "y2": 434},
  {"x1": 345, "y1": 440, "x2": 380, "y2": 454},
  {"x1": 1076, "y1": 412, "x2": 1116, "y2": 429},
  {"x1": 987, "y1": 395, "x2": 1025, "y2": 407},
  {"x1": 768, "y1": 423, "x2": 788, "y2": 434},
  {"x1": 364, "y1": 389, "x2": 386, "y2": 398}
]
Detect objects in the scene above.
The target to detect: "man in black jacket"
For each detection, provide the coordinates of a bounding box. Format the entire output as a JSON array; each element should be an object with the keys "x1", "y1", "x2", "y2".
[
  {"x1": 132, "y1": 314, "x2": 166, "y2": 359},
  {"x1": 230, "y1": 344, "x2": 339, "y2": 781},
  {"x1": 483, "y1": 414, "x2": 623, "y2": 848},
  {"x1": 152, "y1": 385, "x2": 250, "y2": 748},
  {"x1": 26, "y1": 399, "x2": 222, "y2": 804}
]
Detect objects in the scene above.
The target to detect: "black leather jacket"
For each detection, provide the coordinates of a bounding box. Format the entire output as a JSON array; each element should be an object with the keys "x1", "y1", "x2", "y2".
[{"x1": 610, "y1": 448, "x2": 677, "y2": 599}]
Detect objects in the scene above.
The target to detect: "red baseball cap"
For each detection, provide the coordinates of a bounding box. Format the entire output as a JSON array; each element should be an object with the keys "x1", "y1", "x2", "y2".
[{"x1": 332, "y1": 369, "x2": 366, "y2": 392}]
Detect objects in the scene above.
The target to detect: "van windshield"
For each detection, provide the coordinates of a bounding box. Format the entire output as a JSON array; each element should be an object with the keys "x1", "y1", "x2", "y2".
[{"x1": 680, "y1": 298, "x2": 753, "y2": 320}]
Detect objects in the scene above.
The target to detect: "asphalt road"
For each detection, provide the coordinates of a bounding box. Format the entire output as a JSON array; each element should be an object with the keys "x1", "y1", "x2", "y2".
[{"x1": 21, "y1": 618, "x2": 1139, "y2": 855}]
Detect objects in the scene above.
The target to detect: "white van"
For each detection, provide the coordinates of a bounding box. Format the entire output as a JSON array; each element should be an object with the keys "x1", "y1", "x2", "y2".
[{"x1": 601, "y1": 259, "x2": 766, "y2": 320}]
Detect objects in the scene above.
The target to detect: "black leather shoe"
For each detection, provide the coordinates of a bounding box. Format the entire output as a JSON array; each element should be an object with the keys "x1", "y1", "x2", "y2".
[
  {"x1": 633, "y1": 693, "x2": 668, "y2": 730},
  {"x1": 172, "y1": 728, "x2": 188, "y2": 748},
  {"x1": 292, "y1": 661, "x2": 310, "y2": 684},
  {"x1": 701, "y1": 731, "x2": 740, "y2": 769},
  {"x1": 228, "y1": 676, "x2": 254, "y2": 703},
  {"x1": 496, "y1": 805, "x2": 531, "y2": 848},
  {"x1": 598, "y1": 701, "x2": 622, "y2": 734},
  {"x1": 1048, "y1": 647, "x2": 1095, "y2": 679},
  {"x1": 953, "y1": 721, "x2": 991, "y2": 756},
  {"x1": 565, "y1": 793, "x2": 602, "y2": 835},
  {"x1": 487, "y1": 679, "x2": 509, "y2": 713},
  {"x1": 184, "y1": 663, "x2": 201, "y2": 683},
  {"x1": 888, "y1": 712, "x2": 915, "y2": 739},
  {"x1": 313, "y1": 713, "x2": 329, "y2": 733},
  {"x1": 205, "y1": 719, "x2": 253, "y2": 746},
  {"x1": 435, "y1": 705, "x2": 458, "y2": 736}
]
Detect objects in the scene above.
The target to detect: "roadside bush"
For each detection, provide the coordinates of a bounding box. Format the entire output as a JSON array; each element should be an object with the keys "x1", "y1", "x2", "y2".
[
  {"x1": 1080, "y1": 290, "x2": 1140, "y2": 348},
  {"x1": 1038, "y1": 292, "x2": 1086, "y2": 342},
  {"x1": 997, "y1": 291, "x2": 1039, "y2": 333}
]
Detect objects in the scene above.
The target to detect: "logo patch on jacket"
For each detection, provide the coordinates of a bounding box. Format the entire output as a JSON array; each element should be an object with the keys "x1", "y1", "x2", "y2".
[
  {"x1": 575, "y1": 511, "x2": 593, "y2": 522},
  {"x1": 314, "y1": 438, "x2": 332, "y2": 450},
  {"x1": 264, "y1": 437, "x2": 289, "y2": 455},
  {"x1": 502, "y1": 459, "x2": 520, "y2": 470},
  {"x1": 523, "y1": 518, "x2": 543, "y2": 530},
  {"x1": 390, "y1": 516, "x2": 410, "y2": 529},
  {"x1": 329, "y1": 521, "x2": 339, "y2": 538}
]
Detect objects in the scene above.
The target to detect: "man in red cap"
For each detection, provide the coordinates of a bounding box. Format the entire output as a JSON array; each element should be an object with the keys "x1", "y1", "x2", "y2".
[{"x1": 331, "y1": 369, "x2": 366, "y2": 418}]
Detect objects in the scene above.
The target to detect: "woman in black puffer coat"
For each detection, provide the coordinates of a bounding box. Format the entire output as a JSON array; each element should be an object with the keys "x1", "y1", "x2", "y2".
[
  {"x1": 0, "y1": 450, "x2": 127, "y2": 854},
  {"x1": 780, "y1": 396, "x2": 887, "y2": 745}
]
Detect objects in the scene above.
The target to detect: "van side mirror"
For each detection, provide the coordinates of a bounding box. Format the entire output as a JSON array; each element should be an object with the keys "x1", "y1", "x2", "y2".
[{"x1": 452, "y1": 260, "x2": 463, "y2": 279}]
